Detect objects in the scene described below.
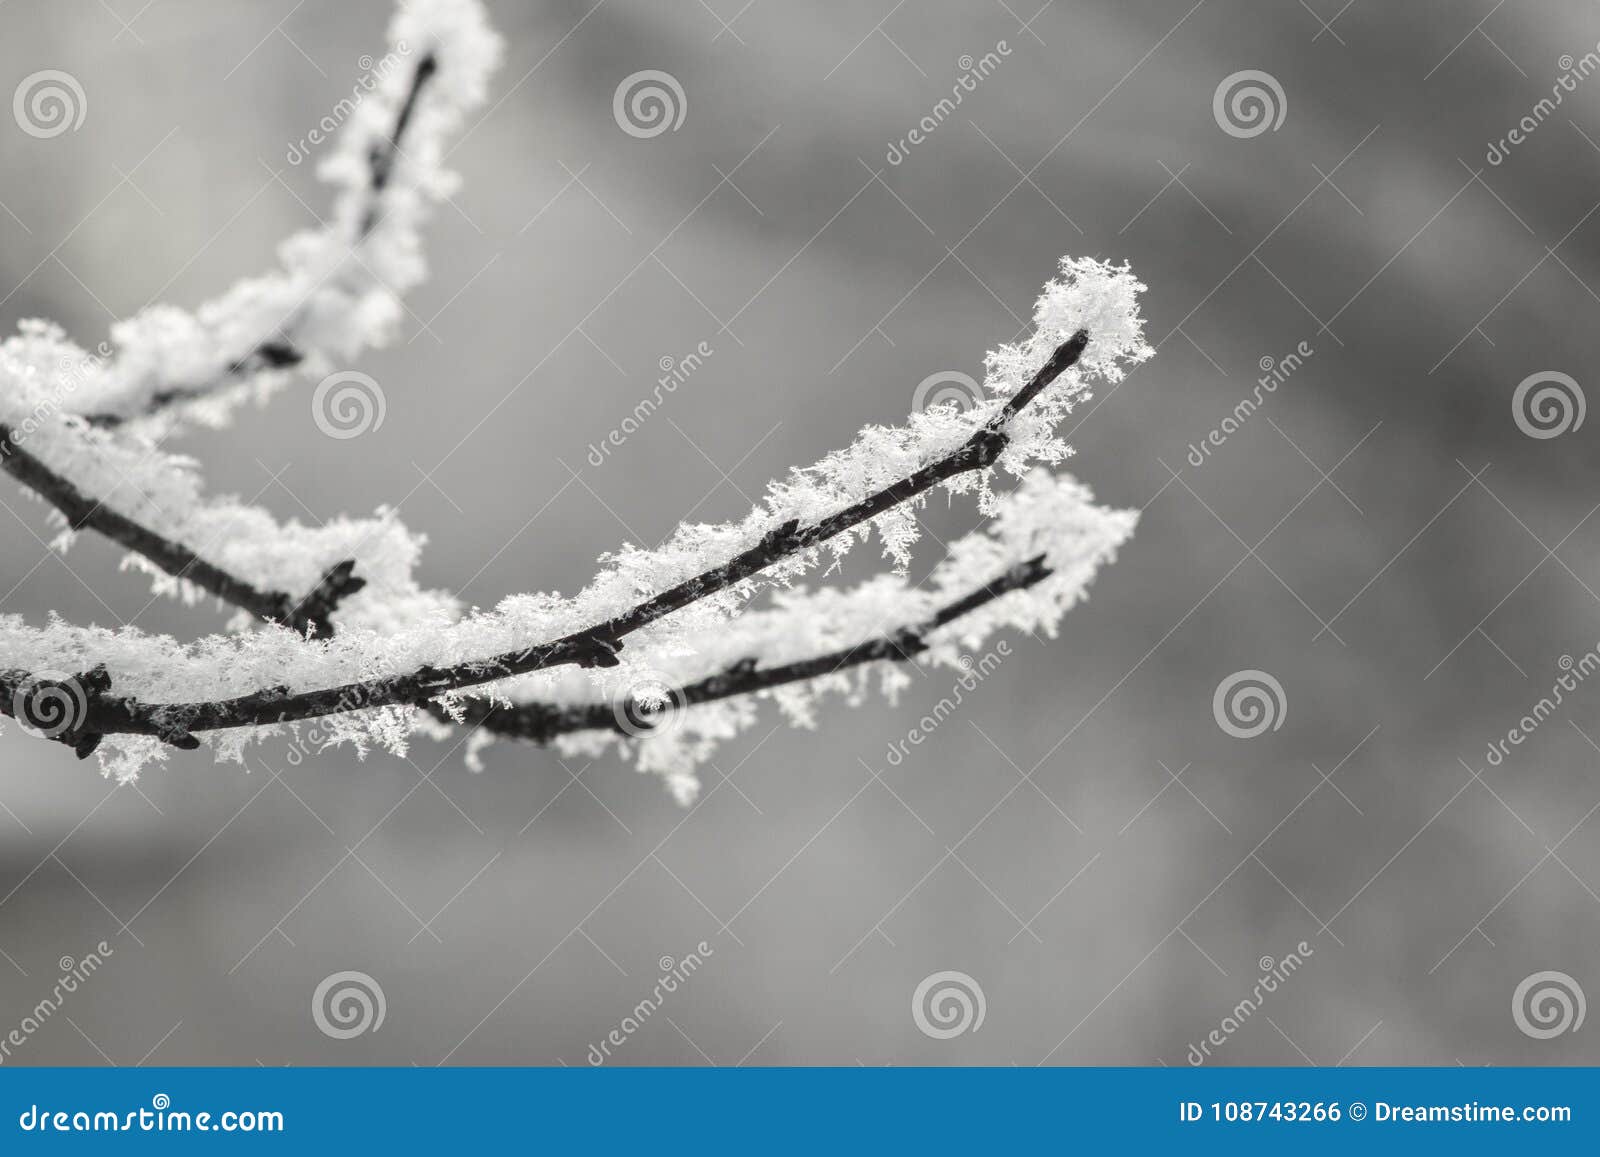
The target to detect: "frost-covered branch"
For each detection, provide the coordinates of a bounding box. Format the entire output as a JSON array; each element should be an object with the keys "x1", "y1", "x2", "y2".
[
  {"x1": 1, "y1": 465, "x2": 1137, "y2": 802},
  {"x1": 0, "y1": 320, "x2": 448, "y2": 637},
  {"x1": 0, "y1": 0, "x2": 1156, "y2": 804},
  {"x1": 361, "y1": 54, "x2": 439, "y2": 239},
  {"x1": 0, "y1": 422, "x2": 363, "y2": 637},
  {"x1": 82, "y1": 51, "x2": 439, "y2": 427},
  {"x1": 0, "y1": 251, "x2": 1150, "y2": 795},
  {"x1": 445, "y1": 554, "x2": 1057, "y2": 744},
  {"x1": 0, "y1": 330, "x2": 1094, "y2": 749},
  {"x1": 71, "y1": 0, "x2": 500, "y2": 433},
  {"x1": 0, "y1": 557, "x2": 1046, "y2": 760},
  {"x1": 520, "y1": 468, "x2": 1136, "y2": 802}
]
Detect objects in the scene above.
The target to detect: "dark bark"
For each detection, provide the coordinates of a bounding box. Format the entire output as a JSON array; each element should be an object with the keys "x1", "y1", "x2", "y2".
[
  {"x1": 362, "y1": 54, "x2": 438, "y2": 237},
  {"x1": 0, "y1": 424, "x2": 363, "y2": 639},
  {"x1": 441, "y1": 554, "x2": 1051, "y2": 742}
]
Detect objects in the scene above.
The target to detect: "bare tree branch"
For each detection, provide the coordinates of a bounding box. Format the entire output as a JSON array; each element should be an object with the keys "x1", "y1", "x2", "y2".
[
  {"x1": 0, "y1": 331, "x2": 1088, "y2": 754},
  {"x1": 0, "y1": 423, "x2": 364, "y2": 638}
]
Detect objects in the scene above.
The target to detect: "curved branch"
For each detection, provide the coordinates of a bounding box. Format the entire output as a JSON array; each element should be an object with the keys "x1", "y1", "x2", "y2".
[
  {"x1": 1, "y1": 53, "x2": 442, "y2": 633},
  {"x1": 0, "y1": 423, "x2": 364, "y2": 638},
  {"x1": 0, "y1": 332, "x2": 1088, "y2": 751},
  {"x1": 442, "y1": 554, "x2": 1051, "y2": 742},
  {"x1": 82, "y1": 52, "x2": 440, "y2": 430}
]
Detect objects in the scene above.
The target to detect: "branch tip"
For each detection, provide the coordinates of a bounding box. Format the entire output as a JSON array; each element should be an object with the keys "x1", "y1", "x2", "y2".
[{"x1": 287, "y1": 559, "x2": 367, "y2": 639}]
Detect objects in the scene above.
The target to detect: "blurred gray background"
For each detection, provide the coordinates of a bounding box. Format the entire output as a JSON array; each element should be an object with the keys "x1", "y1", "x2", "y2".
[{"x1": 2, "y1": 0, "x2": 1599, "y2": 1066}]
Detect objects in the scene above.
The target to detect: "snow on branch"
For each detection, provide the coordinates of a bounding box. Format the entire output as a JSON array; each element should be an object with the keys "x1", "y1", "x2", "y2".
[
  {"x1": 0, "y1": 255, "x2": 1148, "y2": 796},
  {"x1": 452, "y1": 471, "x2": 1137, "y2": 803},
  {"x1": 0, "y1": 418, "x2": 363, "y2": 638},
  {"x1": 0, "y1": 322, "x2": 1096, "y2": 718},
  {"x1": 73, "y1": 0, "x2": 502, "y2": 433},
  {"x1": 0, "y1": 320, "x2": 455, "y2": 637},
  {"x1": 0, "y1": 0, "x2": 1155, "y2": 803}
]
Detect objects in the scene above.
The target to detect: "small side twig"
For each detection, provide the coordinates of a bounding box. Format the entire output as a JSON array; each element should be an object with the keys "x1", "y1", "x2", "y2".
[{"x1": 286, "y1": 560, "x2": 368, "y2": 637}]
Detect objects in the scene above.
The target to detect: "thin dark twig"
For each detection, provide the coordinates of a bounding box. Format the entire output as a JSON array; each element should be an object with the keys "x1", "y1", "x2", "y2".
[
  {"x1": 0, "y1": 331, "x2": 1088, "y2": 753},
  {"x1": 83, "y1": 54, "x2": 439, "y2": 429},
  {"x1": 114, "y1": 342, "x2": 306, "y2": 424},
  {"x1": 0, "y1": 423, "x2": 363, "y2": 639},
  {"x1": 441, "y1": 554, "x2": 1052, "y2": 742},
  {"x1": 362, "y1": 53, "x2": 438, "y2": 237}
]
